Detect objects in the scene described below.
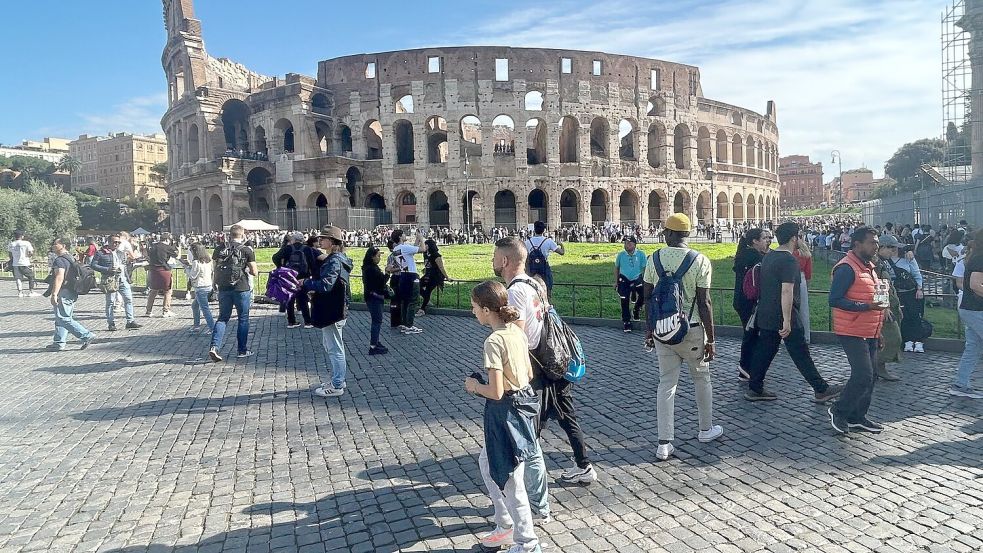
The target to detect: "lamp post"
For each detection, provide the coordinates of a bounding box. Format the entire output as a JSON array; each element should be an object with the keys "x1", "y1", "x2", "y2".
[
  {"x1": 463, "y1": 149, "x2": 472, "y2": 231},
  {"x1": 706, "y1": 156, "x2": 720, "y2": 242},
  {"x1": 831, "y1": 150, "x2": 843, "y2": 209}
]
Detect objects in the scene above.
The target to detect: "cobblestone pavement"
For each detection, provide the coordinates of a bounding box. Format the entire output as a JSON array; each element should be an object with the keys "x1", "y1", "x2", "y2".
[{"x1": 0, "y1": 280, "x2": 980, "y2": 553}]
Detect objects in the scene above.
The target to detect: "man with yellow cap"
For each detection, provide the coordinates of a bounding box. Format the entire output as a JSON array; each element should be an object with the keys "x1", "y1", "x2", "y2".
[{"x1": 643, "y1": 213, "x2": 723, "y2": 461}]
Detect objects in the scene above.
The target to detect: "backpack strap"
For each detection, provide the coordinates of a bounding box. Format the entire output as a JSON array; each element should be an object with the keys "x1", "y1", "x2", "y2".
[{"x1": 507, "y1": 277, "x2": 548, "y2": 316}]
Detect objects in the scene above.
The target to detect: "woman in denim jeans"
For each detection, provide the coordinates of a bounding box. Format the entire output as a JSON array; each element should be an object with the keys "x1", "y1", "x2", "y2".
[
  {"x1": 362, "y1": 246, "x2": 389, "y2": 355},
  {"x1": 182, "y1": 244, "x2": 215, "y2": 333},
  {"x1": 953, "y1": 229, "x2": 983, "y2": 399}
]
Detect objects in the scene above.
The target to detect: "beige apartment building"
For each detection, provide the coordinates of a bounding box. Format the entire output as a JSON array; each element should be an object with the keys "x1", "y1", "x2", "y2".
[{"x1": 70, "y1": 133, "x2": 168, "y2": 200}]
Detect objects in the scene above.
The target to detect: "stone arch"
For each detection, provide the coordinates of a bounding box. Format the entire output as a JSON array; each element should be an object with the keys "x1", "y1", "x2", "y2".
[
  {"x1": 757, "y1": 195, "x2": 765, "y2": 220},
  {"x1": 220, "y1": 99, "x2": 250, "y2": 151},
  {"x1": 254, "y1": 126, "x2": 268, "y2": 157},
  {"x1": 560, "y1": 188, "x2": 580, "y2": 226},
  {"x1": 716, "y1": 191, "x2": 729, "y2": 220},
  {"x1": 590, "y1": 117, "x2": 609, "y2": 157},
  {"x1": 732, "y1": 133, "x2": 744, "y2": 165},
  {"x1": 429, "y1": 190, "x2": 450, "y2": 227},
  {"x1": 393, "y1": 120, "x2": 414, "y2": 164},
  {"x1": 696, "y1": 190, "x2": 711, "y2": 223},
  {"x1": 364, "y1": 120, "x2": 383, "y2": 159},
  {"x1": 191, "y1": 196, "x2": 202, "y2": 231},
  {"x1": 673, "y1": 189, "x2": 690, "y2": 215},
  {"x1": 279, "y1": 194, "x2": 297, "y2": 231},
  {"x1": 246, "y1": 167, "x2": 272, "y2": 187},
  {"x1": 559, "y1": 116, "x2": 579, "y2": 163},
  {"x1": 311, "y1": 93, "x2": 332, "y2": 115},
  {"x1": 395, "y1": 94, "x2": 414, "y2": 114},
  {"x1": 528, "y1": 188, "x2": 548, "y2": 224},
  {"x1": 619, "y1": 189, "x2": 639, "y2": 223},
  {"x1": 646, "y1": 96, "x2": 666, "y2": 117},
  {"x1": 525, "y1": 118, "x2": 547, "y2": 165},
  {"x1": 524, "y1": 90, "x2": 544, "y2": 111},
  {"x1": 648, "y1": 190, "x2": 667, "y2": 225},
  {"x1": 207, "y1": 194, "x2": 223, "y2": 232},
  {"x1": 732, "y1": 192, "x2": 745, "y2": 221},
  {"x1": 274, "y1": 118, "x2": 294, "y2": 154},
  {"x1": 460, "y1": 115, "x2": 482, "y2": 159},
  {"x1": 590, "y1": 189, "x2": 608, "y2": 224},
  {"x1": 187, "y1": 123, "x2": 200, "y2": 162},
  {"x1": 339, "y1": 125, "x2": 353, "y2": 153},
  {"x1": 364, "y1": 193, "x2": 386, "y2": 210},
  {"x1": 494, "y1": 190, "x2": 517, "y2": 228},
  {"x1": 673, "y1": 123, "x2": 691, "y2": 169},
  {"x1": 747, "y1": 193, "x2": 757, "y2": 220},
  {"x1": 647, "y1": 122, "x2": 666, "y2": 168},
  {"x1": 345, "y1": 167, "x2": 361, "y2": 208},
  {"x1": 697, "y1": 126, "x2": 711, "y2": 163},
  {"x1": 715, "y1": 130, "x2": 728, "y2": 163},
  {"x1": 397, "y1": 190, "x2": 417, "y2": 224},
  {"x1": 492, "y1": 115, "x2": 515, "y2": 154},
  {"x1": 309, "y1": 192, "x2": 329, "y2": 228},
  {"x1": 462, "y1": 190, "x2": 480, "y2": 227},
  {"x1": 619, "y1": 119, "x2": 638, "y2": 161},
  {"x1": 426, "y1": 116, "x2": 448, "y2": 163},
  {"x1": 314, "y1": 121, "x2": 331, "y2": 155}
]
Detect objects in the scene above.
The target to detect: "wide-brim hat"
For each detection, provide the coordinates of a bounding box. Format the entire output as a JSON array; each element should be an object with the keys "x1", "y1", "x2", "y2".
[{"x1": 316, "y1": 225, "x2": 344, "y2": 241}]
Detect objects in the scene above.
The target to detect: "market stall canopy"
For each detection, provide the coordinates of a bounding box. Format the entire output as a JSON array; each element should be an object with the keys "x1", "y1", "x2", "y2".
[
  {"x1": 229, "y1": 219, "x2": 280, "y2": 232},
  {"x1": 131, "y1": 227, "x2": 151, "y2": 236}
]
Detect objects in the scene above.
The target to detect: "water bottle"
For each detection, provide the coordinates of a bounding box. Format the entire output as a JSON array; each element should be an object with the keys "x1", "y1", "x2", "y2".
[{"x1": 873, "y1": 281, "x2": 889, "y2": 307}]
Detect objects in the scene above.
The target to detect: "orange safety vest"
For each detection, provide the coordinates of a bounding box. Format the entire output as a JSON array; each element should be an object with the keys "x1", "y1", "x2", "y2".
[{"x1": 831, "y1": 251, "x2": 884, "y2": 339}]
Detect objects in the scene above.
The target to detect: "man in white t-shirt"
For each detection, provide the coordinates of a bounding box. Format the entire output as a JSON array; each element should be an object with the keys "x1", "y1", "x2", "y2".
[
  {"x1": 391, "y1": 229, "x2": 424, "y2": 333},
  {"x1": 523, "y1": 221, "x2": 565, "y2": 293},
  {"x1": 8, "y1": 230, "x2": 40, "y2": 297}
]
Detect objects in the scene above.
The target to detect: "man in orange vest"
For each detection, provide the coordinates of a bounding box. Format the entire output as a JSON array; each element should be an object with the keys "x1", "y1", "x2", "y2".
[{"x1": 828, "y1": 227, "x2": 888, "y2": 434}]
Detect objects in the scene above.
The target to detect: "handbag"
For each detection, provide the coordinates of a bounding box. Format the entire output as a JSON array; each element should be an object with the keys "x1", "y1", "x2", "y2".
[{"x1": 100, "y1": 273, "x2": 121, "y2": 293}]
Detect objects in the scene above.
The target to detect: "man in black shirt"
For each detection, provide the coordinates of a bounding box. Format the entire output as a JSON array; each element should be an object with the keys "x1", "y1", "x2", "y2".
[
  {"x1": 208, "y1": 225, "x2": 258, "y2": 362},
  {"x1": 46, "y1": 238, "x2": 95, "y2": 351},
  {"x1": 745, "y1": 222, "x2": 843, "y2": 403}
]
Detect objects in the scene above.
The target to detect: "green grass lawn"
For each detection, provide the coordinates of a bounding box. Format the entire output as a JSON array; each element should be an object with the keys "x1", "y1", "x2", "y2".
[{"x1": 136, "y1": 242, "x2": 963, "y2": 339}]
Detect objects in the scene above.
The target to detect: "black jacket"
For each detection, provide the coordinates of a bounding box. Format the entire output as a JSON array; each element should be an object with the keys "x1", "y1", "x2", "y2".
[
  {"x1": 306, "y1": 252, "x2": 353, "y2": 327},
  {"x1": 362, "y1": 261, "x2": 390, "y2": 301},
  {"x1": 733, "y1": 247, "x2": 763, "y2": 315}
]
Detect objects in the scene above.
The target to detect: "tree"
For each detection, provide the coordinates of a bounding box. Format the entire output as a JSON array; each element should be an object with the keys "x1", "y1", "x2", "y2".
[
  {"x1": 150, "y1": 162, "x2": 168, "y2": 185},
  {"x1": 0, "y1": 155, "x2": 56, "y2": 179},
  {"x1": 0, "y1": 180, "x2": 80, "y2": 248},
  {"x1": 56, "y1": 154, "x2": 82, "y2": 175},
  {"x1": 883, "y1": 138, "x2": 945, "y2": 193}
]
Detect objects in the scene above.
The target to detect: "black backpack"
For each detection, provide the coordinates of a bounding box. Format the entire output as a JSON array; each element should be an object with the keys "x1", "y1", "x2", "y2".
[
  {"x1": 527, "y1": 238, "x2": 549, "y2": 276},
  {"x1": 285, "y1": 244, "x2": 309, "y2": 277},
  {"x1": 215, "y1": 244, "x2": 247, "y2": 288},
  {"x1": 63, "y1": 254, "x2": 96, "y2": 295}
]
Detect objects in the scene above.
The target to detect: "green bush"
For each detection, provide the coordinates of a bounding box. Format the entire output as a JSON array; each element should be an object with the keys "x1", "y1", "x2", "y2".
[{"x1": 0, "y1": 180, "x2": 80, "y2": 247}]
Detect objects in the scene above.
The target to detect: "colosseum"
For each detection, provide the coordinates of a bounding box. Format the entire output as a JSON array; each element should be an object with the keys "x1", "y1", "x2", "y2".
[{"x1": 161, "y1": 0, "x2": 780, "y2": 234}]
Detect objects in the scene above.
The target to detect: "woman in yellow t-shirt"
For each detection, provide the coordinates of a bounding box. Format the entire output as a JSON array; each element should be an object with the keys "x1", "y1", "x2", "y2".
[{"x1": 464, "y1": 281, "x2": 542, "y2": 552}]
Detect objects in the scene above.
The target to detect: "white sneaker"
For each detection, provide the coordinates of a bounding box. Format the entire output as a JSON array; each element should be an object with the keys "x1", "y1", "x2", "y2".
[
  {"x1": 904, "y1": 341, "x2": 914, "y2": 352},
  {"x1": 698, "y1": 425, "x2": 724, "y2": 443},
  {"x1": 403, "y1": 326, "x2": 424, "y2": 334},
  {"x1": 559, "y1": 464, "x2": 598, "y2": 484},
  {"x1": 162, "y1": 310, "x2": 176, "y2": 318},
  {"x1": 913, "y1": 342, "x2": 925, "y2": 353},
  {"x1": 17, "y1": 291, "x2": 25, "y2": 298},
  {"x1": 29, "y1": 291, "x2": 42, "y2": 297},
  {"x1": 655, "y1": 443, "x2": 675, "y2": 461},
  {"x1": 478, "y1": 526, "x2": 514, "y2": 549},
  {"x1": 416, "y1": 309, "x2": 426, "y2": 317},
  {"x1": 313, "y1": 385, "x2": 344, "y2": 397}
]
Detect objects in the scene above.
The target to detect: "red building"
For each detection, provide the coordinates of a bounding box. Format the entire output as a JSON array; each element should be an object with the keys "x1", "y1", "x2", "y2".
[{"x1": 779, "y1": 155, "x2": 825, "y2": 209}]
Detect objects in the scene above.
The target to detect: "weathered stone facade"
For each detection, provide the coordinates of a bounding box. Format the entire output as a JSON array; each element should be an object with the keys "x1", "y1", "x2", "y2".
[{"x1": 162, "y1": 0, "x2": 781, "y2": 233}]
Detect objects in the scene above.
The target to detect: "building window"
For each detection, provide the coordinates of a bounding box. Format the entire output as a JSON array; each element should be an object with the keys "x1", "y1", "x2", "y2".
[
  {"x1": 495, "y1": 58, "x2": 509, "y2": 81},
  {"x1": 592, "y1": 60, "x2": 602, "y2": 76},
  {"x1": 428, "y1": 56, "x2": 440, "y2": 73},
  {"x1": 651, "y1": 69, "x2": 660, "y2": 90},
  {"x1": 365, "y1": 62, "x2": 376, "y2": 79},
  {"x1": 561, "y1": 58, "x2": 572, "y2": 74}
]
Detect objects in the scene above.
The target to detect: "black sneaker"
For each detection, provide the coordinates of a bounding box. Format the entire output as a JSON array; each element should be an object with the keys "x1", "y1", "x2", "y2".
[
  {"x1": 744, "y1": 388, "x2": 778, "y2": 401},
  {"x1": 623, "y1": 322, "x2": 632, "y2": 333},
  {"x1": 369, "y1": 344, "x2": 389, "y2": 355},
  {"x1": 814, "y1": 384, "x2": 844, "y2": 403},
  {"x1": 125, "y1": 321, "x2": 142, "y2": 330},
  {"x1": 108, "y1": 324, "x2": 118, "y2": 332},
  {"x1": 828, "y1": 407, "x2": 849, "y2": 434},
  {"x1": 848, "y1": 418, "x2": 884, "y2": 433}
]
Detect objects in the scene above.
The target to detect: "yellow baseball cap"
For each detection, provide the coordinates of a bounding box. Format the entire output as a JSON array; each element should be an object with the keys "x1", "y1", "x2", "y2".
[{"x1": 665, "y1": 213, "x2": 691, "y2": 232}]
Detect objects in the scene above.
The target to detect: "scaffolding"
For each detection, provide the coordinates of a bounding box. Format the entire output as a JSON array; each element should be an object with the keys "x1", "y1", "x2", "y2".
[{"x1": 942, "y1": 0, "x2": 973, "y2": 184}]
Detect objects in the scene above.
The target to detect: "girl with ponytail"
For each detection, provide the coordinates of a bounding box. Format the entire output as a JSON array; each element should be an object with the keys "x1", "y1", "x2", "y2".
[{"x1": 464, "y1": 280, "x2": 542, "y2": 552}]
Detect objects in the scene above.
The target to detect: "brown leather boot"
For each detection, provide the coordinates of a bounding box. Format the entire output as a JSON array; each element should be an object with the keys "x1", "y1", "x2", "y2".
[{"x1": 876, "y1": 363, "x2": 901, "y2": 382}]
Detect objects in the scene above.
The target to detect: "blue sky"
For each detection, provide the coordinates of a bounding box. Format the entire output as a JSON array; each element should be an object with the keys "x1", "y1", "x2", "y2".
[{"x1": 0, "y1": 0, "x2": 948, "y2": 178}]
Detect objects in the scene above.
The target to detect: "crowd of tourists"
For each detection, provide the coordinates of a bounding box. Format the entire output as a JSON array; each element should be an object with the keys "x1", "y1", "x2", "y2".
[{"x1": 7, "y1": 208, "x2": 983, "y2": 553}]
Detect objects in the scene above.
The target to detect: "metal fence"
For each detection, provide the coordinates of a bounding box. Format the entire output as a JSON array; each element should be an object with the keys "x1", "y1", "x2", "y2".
[{"x1": 862, "y1": 179, "x2": 983, "y2": 226}]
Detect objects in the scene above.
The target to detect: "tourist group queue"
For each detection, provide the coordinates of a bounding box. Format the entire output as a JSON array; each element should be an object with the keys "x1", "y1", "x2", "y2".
[{"x1": 8, "y1": 213, "x2": 983, "y2": 553}]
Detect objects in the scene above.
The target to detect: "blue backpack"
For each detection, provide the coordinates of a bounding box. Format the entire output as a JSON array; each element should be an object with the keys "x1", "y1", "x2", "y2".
[
  {"x1": 646, "y1": 249, "x2": 699, "y2": 345},
  {"x1": 508, "y1": 278, "x2": 587, "y2": 383}
]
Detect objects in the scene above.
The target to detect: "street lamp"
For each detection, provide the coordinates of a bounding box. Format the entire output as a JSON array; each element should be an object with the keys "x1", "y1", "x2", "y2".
[
  {"x1": 705, "y1": 156, "x2": 720, "y2": 242},
  {"x1": 463, "y1": 149, "x2": 472, "y2": 231},
  {"x1": 831, "y1": 150, "x2": 843, "y2": 208}
]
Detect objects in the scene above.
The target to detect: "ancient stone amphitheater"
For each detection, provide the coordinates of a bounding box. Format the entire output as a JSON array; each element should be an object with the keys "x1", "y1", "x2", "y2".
[{"x1": 162, "y1": 0, "x2": 780, "y2": 233}]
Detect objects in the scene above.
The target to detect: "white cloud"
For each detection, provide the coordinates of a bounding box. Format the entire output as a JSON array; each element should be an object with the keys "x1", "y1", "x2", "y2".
[
  {"x1": 451, "y1": 0, "x2": 943, "y2": 178},
  {"x1": 76, "y1": 93, "x2": 168, "y2": 137}
]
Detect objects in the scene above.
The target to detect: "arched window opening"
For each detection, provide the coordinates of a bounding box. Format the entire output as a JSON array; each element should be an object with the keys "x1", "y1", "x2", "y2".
[
  {"x1": 345, "y1": 167, "x2": 361, "y2": 208},
  {"x1": 525, "y1": 119, "x2": 547, "y2": 165},
  {"x1": 394, "y1": 120, "x2": 414, "y2": 165},
  {"x1": 397, "y1": 191, "x2": 417, "y2": 224},
  {"x1": 590, "y1": 189, "x2": 607, "y2": 224},
  {"x1": 646, "y1": 96, "x2": 666, "y2": 117},
  {"x1": 426, "y1": 116, "x2": 449, "y2": 163},
  {"x1": 647, "y1": 123, "x2": 665, "y2": 168},
  {"x1": 315, "y1": 121, "x2": 331, "y2": 155},
  {"x1": 619, "y1": 190, "x2": 638, "y2": 223},
  {"x1": 395, "y1": 94, "x2": 414, "y2": 114},
  {"x1": 619, "y1": 119, "x2": 637, "y2": 161},
  {"x1": 528, "y1": 189, "x2": 547, "y2": 223},
  {"x1": 460, "y1": 115, "x2": 482, "y2": 160},
  {"x1": 715, "y1": 130, "x2": 728, "y2": 163},
  {"x1": 732, "y1": 133, "x2": 744, "y2": 165},
  {"x1": 697, "y1": 127, "x2": 711, "y2": 162},
  {"x1": 429, "y1": 191, "x2": 450, "y2": 226},
  {"x1": 560, "y1": 189, "x2": 580, "y2": 225},
  {"x1": 673, "y1": 124, "x2": 690, "y2": 169},
  {"x1": 648, "y1": 191, "x2": 664, "y2": 225},
  {"x1": 364, "y1": 120, "x2": 383, "y2": 159},
  {"x1": 340, "y1": 125, "x2": 353, "y2": 154},
  {"x1": 494, "y1": 190, "x2": 517, "y2": 228},
  {"x1": 187, "y1": 124, "x2": 200, "y2": 162},
  {"x1": 221, "y1": 99, "x2": 250, "y2": 152},
  {"x1": 311, "y1": 93, "x2": 332, "y2": 115},
  {"x1": 559, "y1": 116, "x2": 579, "y2": 163},
  {"x1": 590, "y1": 117, "x2": 609, "y2": 158},
  {"x1": 492, "y1": 115, "x2": 515, "y2": 154},
  {"x1": 524, "y1": 91, "x2": 544, "y2": 111}
]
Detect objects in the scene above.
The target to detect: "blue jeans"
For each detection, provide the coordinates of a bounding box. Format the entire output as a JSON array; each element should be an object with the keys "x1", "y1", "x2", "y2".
[
  {"x1": 523, "y1": 441, "x2": 550, "y2": 517},
  {"x1": 191, "y1": 287, "x2": 215, "y2": 329},
  {"x1": 211, "y1": 290, "x2": 251, "y2": 354},
  {"x1": 106, "y1": 277, "x2": 135, "y2": 324},
  {"x1": 53, "y1": 290, "x2": 93, "y2": 346},
  {"x1": 956, "y1": 309, "x2": 983, "y2": 388},
  {"x1": 321, "y1": 321, "x2": 347, "y2": 389},
  {"x1": 367, "y1": 296, "x2": 384, "y2": 346}
]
